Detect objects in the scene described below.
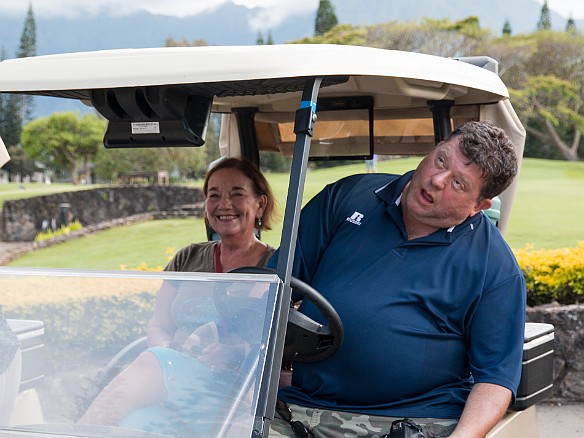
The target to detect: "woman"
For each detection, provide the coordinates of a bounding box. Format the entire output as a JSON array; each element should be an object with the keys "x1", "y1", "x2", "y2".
[
  {"x1": 79, "y1": 158, "x2": 277, "y2": 435},
  {"x1": 148, "y1": 157, "x2": 277, "y2": 348}
]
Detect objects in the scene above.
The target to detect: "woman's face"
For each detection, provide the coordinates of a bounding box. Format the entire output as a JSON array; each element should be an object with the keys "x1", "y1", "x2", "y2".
[{"x1": 205, "y1": 168, "x2": 266, "y2": 240}]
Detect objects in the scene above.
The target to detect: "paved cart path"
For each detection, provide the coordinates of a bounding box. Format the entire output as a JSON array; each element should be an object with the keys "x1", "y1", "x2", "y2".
[{"x1": 537, "y1": 402, "x2": 584, "y2": 437}]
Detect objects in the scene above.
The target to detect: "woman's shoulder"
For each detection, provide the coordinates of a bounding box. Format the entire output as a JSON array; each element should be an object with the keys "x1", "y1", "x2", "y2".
[
  {"x1": 167, "y1": 241, "x2": 218, "y2": 272},
  {"x1": 257, "y1": 244, "x2": 276, "y2": 268},
  {"x1": 175, "y1": 241, "x2": 218, "y2": 257}
]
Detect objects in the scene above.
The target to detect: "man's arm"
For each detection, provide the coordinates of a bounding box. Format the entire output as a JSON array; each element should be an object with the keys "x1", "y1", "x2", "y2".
[{"x1": 449, "y1": 382, "x2": 511, "y2": 438}]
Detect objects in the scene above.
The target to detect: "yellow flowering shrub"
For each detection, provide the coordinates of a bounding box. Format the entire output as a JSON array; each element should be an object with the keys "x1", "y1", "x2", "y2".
[
  {"x1": 120, "y1": 262, "x2": 165, "y2": 271},
  {"x1": 513, "y1": 242, "x2": 584, "y2": 306},
  {"x1": 120, "y1": 247, "x2": 176, "y2": 272},
  {"x1": 34, "y1": 220, "x2": 84, "y2": 242}
]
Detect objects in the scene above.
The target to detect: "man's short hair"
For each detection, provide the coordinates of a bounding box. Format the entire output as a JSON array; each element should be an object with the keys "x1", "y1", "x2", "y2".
[{"x1": 446, "y1": 121, "x2": 518, "y2": 200}]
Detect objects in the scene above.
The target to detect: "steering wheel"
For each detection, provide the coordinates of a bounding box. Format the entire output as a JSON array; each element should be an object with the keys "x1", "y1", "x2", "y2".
[{"x1": 228, "y1": 267, "x2": 343, "y2": 363}]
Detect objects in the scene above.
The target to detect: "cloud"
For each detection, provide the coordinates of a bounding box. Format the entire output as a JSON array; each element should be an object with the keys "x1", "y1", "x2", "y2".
[
  {"x1": 3, "y1": 0, "x2": 584, "y2": 22},
  {"x1": 244, "y1": 0, "x2": 318, "y2": 30},
  {"x1": 0, "y1": 0, "x2": 223, "y2": 18},
  {"x1": 534, "y1": 0, "x2": 584, "y2": 19},
  {"x1": 0, "y1": 0, "x2": 318, "y2": 21}
]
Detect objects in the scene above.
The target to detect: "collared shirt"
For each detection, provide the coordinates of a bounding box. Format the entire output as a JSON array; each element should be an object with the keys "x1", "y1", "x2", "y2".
[{"x1": 270, "y1": 172, "x2": 526, "y2": 419}]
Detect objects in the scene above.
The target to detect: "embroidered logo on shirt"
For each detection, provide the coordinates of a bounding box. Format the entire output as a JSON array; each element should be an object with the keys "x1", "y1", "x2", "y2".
[{"x1": 346, "y1": 211, "x2": 364, "y2": 225}]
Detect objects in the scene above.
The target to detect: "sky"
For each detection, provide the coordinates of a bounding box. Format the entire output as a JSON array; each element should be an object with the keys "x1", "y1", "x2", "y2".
[
  {"x1": 0, "y1": 0, "x2": 582, "y2": 24},
  {"x1": 0, "y1": 1, "x2": 317, "y2": 23}
]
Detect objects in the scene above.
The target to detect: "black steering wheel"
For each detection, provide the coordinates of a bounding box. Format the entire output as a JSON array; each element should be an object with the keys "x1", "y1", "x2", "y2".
[{"x1": 228, "y1": 267, "x2": 343, "y2": 363}]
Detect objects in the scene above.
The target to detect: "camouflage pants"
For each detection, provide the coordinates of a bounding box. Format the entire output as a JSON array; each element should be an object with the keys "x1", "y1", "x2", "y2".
[{"x1": 269, "y1": 403, "x2": 458, "y2": 438}]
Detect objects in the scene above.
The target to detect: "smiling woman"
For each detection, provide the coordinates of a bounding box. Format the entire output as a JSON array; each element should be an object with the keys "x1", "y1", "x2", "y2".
[
  {"x1": 165, "y1": 158, "x2": 277, "y2": 274},
  {"x1": 77, "y1": 158, "x2": 279, "y2": 436}
]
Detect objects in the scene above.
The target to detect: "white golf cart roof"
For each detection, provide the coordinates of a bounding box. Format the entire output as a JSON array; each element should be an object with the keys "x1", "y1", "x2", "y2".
[
  {"x1": 0, "y1": 44, "x2": 508, "y2": 104},
  {"x1": 0, "y1": 44, "x2": 526, "y2": 234}
]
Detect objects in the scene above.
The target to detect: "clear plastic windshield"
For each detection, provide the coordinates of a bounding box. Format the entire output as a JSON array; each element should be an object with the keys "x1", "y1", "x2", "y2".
[{"x1": 0, "y1": 268, "x2": 282, "y2": 438}]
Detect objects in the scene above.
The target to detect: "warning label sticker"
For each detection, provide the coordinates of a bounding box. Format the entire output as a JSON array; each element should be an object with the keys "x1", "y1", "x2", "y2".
[{"x1": 131, "y1": 122, "x2": 160, "y2": 134}]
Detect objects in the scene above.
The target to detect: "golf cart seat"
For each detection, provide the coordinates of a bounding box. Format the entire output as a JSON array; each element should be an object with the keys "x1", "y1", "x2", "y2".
[
  {"x1": 6, "y1": 319, "x2": 45, "y2": 426},
  {"x1": 510, "y1": 322, "x2": 554, "y2": 411}
]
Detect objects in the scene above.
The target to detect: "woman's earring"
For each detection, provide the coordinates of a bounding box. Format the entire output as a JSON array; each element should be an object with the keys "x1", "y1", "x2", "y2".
[{"x1": 257, "y1": 217, "x2": 262, "y2": 227}]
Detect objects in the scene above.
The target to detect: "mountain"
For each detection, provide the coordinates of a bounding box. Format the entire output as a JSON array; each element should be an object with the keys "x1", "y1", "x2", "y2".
[
  {"x1": 0, "y1": 0, "x2": 580, "y2": 117},
  {"x1": 2, "y1": 0, "x2": 579, "y2": 57}
]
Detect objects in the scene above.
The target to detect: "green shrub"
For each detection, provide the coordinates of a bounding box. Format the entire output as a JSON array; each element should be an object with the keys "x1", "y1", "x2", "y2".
[
  {"x1": 6, "y1": 291, "x2": 156, "y2": 365},
  {"x1": 514, "y1": 242, "x2": 584, "y2": 306}
]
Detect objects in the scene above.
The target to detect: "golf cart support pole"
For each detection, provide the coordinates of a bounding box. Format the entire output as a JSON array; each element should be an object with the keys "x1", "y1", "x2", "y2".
[
  {"x1": 275, "y1": 76, "x2": 323, "y2": 287},
  {"x1": 428, "y1": 100, "x2": 454, "y2": 144},
  {"x1": 254, "y1": 76, "x2": 323, "y2": 437}
]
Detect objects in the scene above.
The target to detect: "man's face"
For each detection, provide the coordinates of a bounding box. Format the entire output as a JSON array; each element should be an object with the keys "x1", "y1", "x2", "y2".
[{"x1": 401, "y1": 137, "x2": 492, "y2": 237}]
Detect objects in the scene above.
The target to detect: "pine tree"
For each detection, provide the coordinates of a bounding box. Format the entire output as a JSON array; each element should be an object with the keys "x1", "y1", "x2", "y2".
[
  {"x1": 16, "y1": 4, "x2": 37, "y2": 124},
  {"x1": 537, "y1": 0, "x2": 551, "y2": 31},
  {"x1": 502, "y1": 19, "x2": 512, "y2": 36},
  {"x1": 0, "y1": 47, "x2": 6, "y2": 135},
  {"x1": 314, "y1": 0, "x2": 339, "y2": 36},
  {"x1": 566, "y1": 15, "x2": 577, "y2": 33},
  {"x1": 1, "y1": 96, "x2": 23, "y2": 148},
  {"x1": 256, "y1": 30, "x2": 265, "y2": 45},
  {"x1": 0, "y1": 47, "x2": 22, "y2": 149},
  {"x1": 2, "y1": 3, "x2": 38, "y2": 153},
  {"x1": 266, "y1": 30, "x2": 274, "y2": 45},
  {"x1": 17, "y1": 5, "x2": 37, "y2": 58}
]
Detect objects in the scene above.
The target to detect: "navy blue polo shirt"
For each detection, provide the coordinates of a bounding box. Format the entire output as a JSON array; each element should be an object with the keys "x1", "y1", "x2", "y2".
[{"x1": 269, "y1": 172, "x2": 526, "y2": 419}]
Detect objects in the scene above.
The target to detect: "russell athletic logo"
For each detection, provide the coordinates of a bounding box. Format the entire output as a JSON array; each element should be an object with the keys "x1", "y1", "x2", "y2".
[{"x1": 346, "y1": 211, "x2": 364, "y2": 225}]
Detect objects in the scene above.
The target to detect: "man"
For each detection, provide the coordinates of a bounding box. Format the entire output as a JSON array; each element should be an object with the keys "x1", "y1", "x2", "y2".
[{"x1": 268, "y1": 121, "x2": 526, "y2": 438}]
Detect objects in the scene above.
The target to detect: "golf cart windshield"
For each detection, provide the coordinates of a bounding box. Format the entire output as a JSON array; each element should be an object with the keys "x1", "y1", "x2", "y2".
[{"x1": 1, "y1": 268, "x2": 282, "y2": 438}]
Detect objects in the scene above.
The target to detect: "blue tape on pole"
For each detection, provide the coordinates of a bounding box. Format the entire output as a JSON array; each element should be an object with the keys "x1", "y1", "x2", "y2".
[{"x1": 300, "y1": 100, "x2": 317, "y2": 112}]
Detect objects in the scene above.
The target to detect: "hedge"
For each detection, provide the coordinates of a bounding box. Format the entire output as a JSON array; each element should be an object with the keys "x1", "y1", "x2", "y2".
[
  {"x1": 514, "y1": 242, "x2": 584, "y2": 306},
  {"x1": 6, "y1": 293, "x2": 155, "y2": 355},
  {"x1": 2, "y1": 276, "x2": 158, "y2": 365}
]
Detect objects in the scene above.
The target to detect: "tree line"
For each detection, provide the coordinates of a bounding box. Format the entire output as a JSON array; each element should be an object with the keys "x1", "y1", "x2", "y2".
[
  {"x1": 299, "y1": 0, "x2": 584, "y2": 162},
  {"x1": 0, "y1": 0, "x2": 582, "y2": 185}
]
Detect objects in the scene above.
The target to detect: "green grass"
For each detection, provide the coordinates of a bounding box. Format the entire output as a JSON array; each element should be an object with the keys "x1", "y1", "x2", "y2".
[
  {"x1": 5, "y1": 157, "x2": 584, "y2": 270},
  {"x1": 505, "y1": 158, "x2": 584, "y2": 249},
  {"x1": 9, "y1": 219, "x2": 209, "y2": 270}
]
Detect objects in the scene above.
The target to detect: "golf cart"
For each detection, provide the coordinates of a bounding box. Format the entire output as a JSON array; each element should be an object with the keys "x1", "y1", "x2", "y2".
[{"x1": 0, "y1": 44, "x2": 553, "y2": 437}]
